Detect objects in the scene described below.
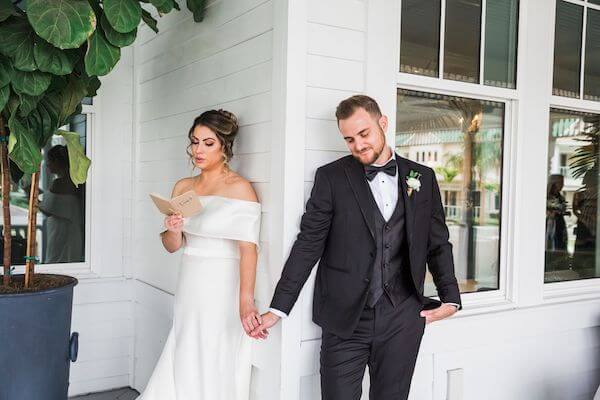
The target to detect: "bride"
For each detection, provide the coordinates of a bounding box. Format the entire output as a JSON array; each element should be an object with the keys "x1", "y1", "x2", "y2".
[{"x1": 139, "y1": 109, "x2": 265, "y2": 400}]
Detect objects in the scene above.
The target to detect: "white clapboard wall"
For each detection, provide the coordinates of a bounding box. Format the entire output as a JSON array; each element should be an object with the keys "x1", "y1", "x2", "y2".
[
  {"x1": 64, "y1": 43, "x2": 135, "y2": 396},
  {"x1": 130, "y1": 0, "x2": 278, "y2": 398}
]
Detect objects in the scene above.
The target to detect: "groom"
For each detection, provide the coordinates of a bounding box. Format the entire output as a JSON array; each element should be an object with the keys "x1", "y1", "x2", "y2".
[{"x1": 250, "y1": 95, "x2": 462, "y2": 399}]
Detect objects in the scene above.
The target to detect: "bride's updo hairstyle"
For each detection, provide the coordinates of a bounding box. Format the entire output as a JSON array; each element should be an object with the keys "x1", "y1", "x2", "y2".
[{"x1": 187, "y1": 109, "x2": 239, "y2": 165}]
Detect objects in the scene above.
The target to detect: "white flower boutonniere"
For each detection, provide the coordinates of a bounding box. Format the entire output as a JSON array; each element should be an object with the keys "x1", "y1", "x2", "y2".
[{"x1": 406, "y1": 170, "x2": 422, "y2": 197}]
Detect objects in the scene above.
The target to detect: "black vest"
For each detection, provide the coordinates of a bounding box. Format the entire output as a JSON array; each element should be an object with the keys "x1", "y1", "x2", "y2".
[{"x1": 366, "y1": 185, "x2": 415, "y2": 307}]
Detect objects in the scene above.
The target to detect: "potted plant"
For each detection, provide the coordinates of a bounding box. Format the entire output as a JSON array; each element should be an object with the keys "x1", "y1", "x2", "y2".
[{"x1": 0, "y1": 1, "x2": 205, "y2": 399}]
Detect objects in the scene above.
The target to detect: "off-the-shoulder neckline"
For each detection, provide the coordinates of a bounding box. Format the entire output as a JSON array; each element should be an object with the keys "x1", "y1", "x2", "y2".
[{"x1": 197, "y1": 194, "x2": 260, "y2": 205}]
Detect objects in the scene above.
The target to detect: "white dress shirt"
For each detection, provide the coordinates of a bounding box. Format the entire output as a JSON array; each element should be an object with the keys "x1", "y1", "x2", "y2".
[{"x1": 270, "y1": 148, "x2": 458, "y2": 318}]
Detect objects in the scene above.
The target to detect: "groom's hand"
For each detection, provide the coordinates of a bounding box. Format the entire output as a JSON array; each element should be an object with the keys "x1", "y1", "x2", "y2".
[
  {"x1": 420, "y1": 303, "x2": 458, "y2": 324},
  {"x1": 249, "y1": 312, "x2": 280, "y2": 339}
]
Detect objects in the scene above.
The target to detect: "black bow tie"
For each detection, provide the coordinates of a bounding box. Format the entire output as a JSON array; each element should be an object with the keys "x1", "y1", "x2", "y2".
[{"x1": 364, "y1": 159, "x2": 397, "y2": 181}]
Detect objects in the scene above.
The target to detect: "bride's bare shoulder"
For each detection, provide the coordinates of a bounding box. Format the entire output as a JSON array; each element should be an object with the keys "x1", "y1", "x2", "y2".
[
  {"x1": 224, "y1": 173, "x2": 258, "y2": 203},
  {"x1": 171, "y1": 177, "x2": 195, "y2": 197}
]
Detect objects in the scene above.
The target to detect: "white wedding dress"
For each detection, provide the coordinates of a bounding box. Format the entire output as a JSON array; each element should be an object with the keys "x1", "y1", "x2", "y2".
[{"x1": 139, "y1": 195, "x2": 261, "y2": 400}]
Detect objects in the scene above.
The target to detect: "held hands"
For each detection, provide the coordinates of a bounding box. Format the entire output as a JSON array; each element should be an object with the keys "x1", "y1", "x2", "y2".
[
  {"x1": 249, "y1": 312, "x2": 280, "y2": 339},
  {"x1": 164, "y1": 213, "x2": 184, "y2": 233},
  {"x1": 240, "y1": 301, "x2": 268, "y2": 339},
  {"x1": 420, "y1": 303, "x2": 457, "y2": 324}
]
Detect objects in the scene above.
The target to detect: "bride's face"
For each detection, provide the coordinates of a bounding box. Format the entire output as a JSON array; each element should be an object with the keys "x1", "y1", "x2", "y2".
[{"x1": 190, "y1": 125, "x2": 225, "y2": 170}]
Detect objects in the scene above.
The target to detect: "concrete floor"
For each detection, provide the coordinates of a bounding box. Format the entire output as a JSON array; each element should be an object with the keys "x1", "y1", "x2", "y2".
[{"x1": 69, "y1": 387, "x2": 139, "y2": 400}]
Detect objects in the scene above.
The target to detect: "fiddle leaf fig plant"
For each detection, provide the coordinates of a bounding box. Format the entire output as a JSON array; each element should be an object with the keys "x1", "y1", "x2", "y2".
[{"x1": 0, "y1": 0, "x2": 206, "y2": 288}]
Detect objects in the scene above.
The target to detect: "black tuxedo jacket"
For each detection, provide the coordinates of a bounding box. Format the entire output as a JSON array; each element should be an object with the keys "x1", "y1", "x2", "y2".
[{"x1": 270, "y1": 153, "x2": 462, "y2": 338}]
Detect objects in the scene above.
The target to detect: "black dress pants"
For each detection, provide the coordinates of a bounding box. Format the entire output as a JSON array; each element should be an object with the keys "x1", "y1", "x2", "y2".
[{"x1": 320, "y1": 294, "x2": 426, "y2": 400}]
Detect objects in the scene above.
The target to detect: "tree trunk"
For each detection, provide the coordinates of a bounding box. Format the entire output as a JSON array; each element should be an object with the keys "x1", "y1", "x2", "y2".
[
  {"x1": 0, "y1": 117, "x2": 11, "y2": 286},
  {"x1": 24, "y1": 169, "x2": 40, "y2": 289}
]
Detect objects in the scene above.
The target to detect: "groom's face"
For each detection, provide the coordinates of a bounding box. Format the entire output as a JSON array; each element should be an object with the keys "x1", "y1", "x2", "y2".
[{"x1": 338, "y1": 107, "x2": 388, "y2": 165}]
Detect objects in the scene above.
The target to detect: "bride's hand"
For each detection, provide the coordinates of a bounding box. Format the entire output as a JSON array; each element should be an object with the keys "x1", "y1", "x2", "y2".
[
  {"x1": 164, "y1": 213, "x2": 184, "y2": 233},
  {"x1": 240, "y1": 301, "x2": 267, "y2": 339}
]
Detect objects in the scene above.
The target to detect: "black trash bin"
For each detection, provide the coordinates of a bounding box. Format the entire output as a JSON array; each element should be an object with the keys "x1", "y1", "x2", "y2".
[{"x1": 0, "y1": 274, "x2": 79, "y2": 400}]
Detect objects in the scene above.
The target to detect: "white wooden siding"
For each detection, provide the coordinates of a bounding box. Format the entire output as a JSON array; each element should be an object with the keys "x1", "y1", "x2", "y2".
[{"x1": 131, "y1": 0, "x2": 275, "y2": 397}]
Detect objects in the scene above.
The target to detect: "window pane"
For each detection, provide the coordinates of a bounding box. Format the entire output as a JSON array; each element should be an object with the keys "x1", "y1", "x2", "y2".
[
  {"x1": 484, "y1": 0, "x2": 519, "y2": 89},
  {"x1": 584, "y1": 9, "x2": 600, "y2": 101},
  {"x1": 545, "y1": 109, "x2": 600, "y2": 283},
  {"x1": 444, "y1": 0, "x2": 482, "y2": 83},
  {"x1": 396, "y1": 89, "x2": 504, "y2": 295},
  {"x1": 400, "y1": 0, "x2": 441, "y2": 77},
  {"x1": 590, "y1": 0, "x2": 600, "y2": 5},
  {"x1": 553, "y1": 1, "x2": 583, "y2": 98},
  {"x1": 1, "y1": 114, "x2": 87, "y2": 265}
]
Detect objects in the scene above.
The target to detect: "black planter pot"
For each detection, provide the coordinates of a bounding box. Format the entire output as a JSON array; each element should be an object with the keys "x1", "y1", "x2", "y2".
[{"x1": 0, "y1": 274, "x2": 79, "y2": 400}]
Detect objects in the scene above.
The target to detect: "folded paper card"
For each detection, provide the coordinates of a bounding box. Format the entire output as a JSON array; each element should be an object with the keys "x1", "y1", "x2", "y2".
[{"x1": 149, "y1": 190, "x2": 203, "y2": 217}]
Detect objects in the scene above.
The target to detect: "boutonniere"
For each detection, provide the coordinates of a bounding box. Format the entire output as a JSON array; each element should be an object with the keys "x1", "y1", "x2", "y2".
[{"x1": 406, "y1": 170, "x2": 422, "y2": 197}]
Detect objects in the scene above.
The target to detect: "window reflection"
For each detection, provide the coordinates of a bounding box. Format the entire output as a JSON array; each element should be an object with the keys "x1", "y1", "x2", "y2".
[
  {"x1": 584, "y1": 8, "x2": 600, "y2": 101},
  {"x1": 553, "y1": 1, "x2": 583, "y2": 98},
  {"x1": 484, "y1": 0, "x2": 519, "y2": 89},
  {"x1": 0, "y1": 114, "x2": 87, "y2": 265},
  {"x1": 444, "y1": 0, "x2": 482, "y2": 83},
  {"x1": 396, "y1": 89, "x2": 504, "y2": 296},
  {"x1": 400, "y1": 0, "x2": 441, "y2": 77},
  {"x1": 545, "y1": 109, "x2": 600, "y2": 282}
]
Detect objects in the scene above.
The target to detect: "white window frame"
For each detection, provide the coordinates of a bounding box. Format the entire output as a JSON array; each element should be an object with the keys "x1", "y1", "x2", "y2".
[
  {"x1": 13, "y1": 101, "x2": 99, "y2": 279},
  {"x1": 366, "y1": 0, "x2": 600, "y2": 314},
  {"x1": 367, "y1": 0, "x2": 522, "y2": 315},
  {"x1": 544, "y1": 0, "x2": 600, "y2": 302},
  {"x1": 397, "y1": 0, "x2": 519, "y2": 92}
]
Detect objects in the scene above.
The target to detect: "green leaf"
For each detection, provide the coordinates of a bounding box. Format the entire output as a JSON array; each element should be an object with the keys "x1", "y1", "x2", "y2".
[
  {"x1": 48, "y1": 75, "x2": 68, "y2": 92},
  {"x1": 103, "y1": 0, "x2": 142, "y2": 33},
  {"x1": 33, "y1": 38, "x2": 77, "y2": 75},
  {"x1": 186, "y1": 0, "x2": 206, "y2": 22},
  {"x1": 85, "y1": 76, "x2": 101, "y2": 97},
  {"x1": 85, "y1": 29, "x2": 120, "y2": 76},
  {"x1": 0, "y1": 56, "x2": 14, "y2": 87},
  {"x1": 141, "y1": 9, "x2": 159, "y2": 33},
  {"x1": 5, "y1": 90, "x2": 19, "y2": 115},
  {"x1": 0, "y1": 17, "x2": 37, "y2": 71},
  {"x1": 100, "y1": 13, "x2": 137, "y2": 47},
  {"x1": 0, "y1": 0, "x2": 18, "y2": 23},
  {"x1": 8, "y1": 112, "x2": 43, "y2": 174},
  {"x1": 150, "y1": 0, "x2": 175, "y2": 14},
  {"x1": 56, "y1": 129, "x2": 90, "y2": 185},
  {"x1": 27, "y1": 0, "x2": 96, "y2": 49},
  {"x1": 27, "y1": 94, "x2": 61, "y2": 147},
  {"x1": 18, "y1": 93, "x2": 43, "y2": 117},
  {"x1": 11, "y1": 69, "x2": 52, "y2": 96},
  {"x1": 57, "y1": 77, "x2": 87, "y2": 124},
  {"x1": 0, "y1": 85, "x2": 9, "y2": 111}
]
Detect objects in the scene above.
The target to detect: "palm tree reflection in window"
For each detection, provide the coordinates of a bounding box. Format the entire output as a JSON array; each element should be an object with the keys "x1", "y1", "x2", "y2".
[{"x1": 545, "y1": 110, "x2": 600, "y2": 282}]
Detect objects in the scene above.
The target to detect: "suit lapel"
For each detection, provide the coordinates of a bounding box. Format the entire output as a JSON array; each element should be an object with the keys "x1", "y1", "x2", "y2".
[
  {"x1": 397, "y1": 155, "x2": 416, "y2": 247},
  {"x1": 344, "y1": 157, "x2": 376, "y2": 240},
  {"x1": 344, "y1": 154, "x2": 418, "y2": 246}
]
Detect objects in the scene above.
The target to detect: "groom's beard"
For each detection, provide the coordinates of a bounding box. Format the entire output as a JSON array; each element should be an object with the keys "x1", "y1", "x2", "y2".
[
  {"x1": 352, "y1": 131, "x2": 386, "y2": 165},
  {"x1": 353, "y1": 148, "x2": 381, "y2": 165}
]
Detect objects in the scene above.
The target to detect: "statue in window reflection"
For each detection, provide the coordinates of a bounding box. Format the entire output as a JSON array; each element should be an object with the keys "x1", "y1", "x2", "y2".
[
  {"x1": 546, "y1": 174, "x2": 569, "y2": 253},
  {"x1": 38, "y1": 145, "x2": 84, "y2": 263},
  {"x1": 572, "y1": 170, "x2": 597, "y2": 275}
]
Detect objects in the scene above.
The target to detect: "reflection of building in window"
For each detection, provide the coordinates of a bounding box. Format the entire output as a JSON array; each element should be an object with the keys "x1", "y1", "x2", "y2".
[
  {"x1": 545, "y1": 109, "x2": 600, "y2": 283},
  {"x1": 396, "y1": 89, "x2": 504, "y2": 296},
  {"x1": 396, "y1": 128, "x2": 502, "y2": 225}
]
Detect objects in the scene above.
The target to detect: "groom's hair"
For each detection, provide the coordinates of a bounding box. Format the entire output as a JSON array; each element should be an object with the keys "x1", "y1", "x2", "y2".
[{"x1": 335, "y1": 95, "x2": 382, "y2": 123}]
